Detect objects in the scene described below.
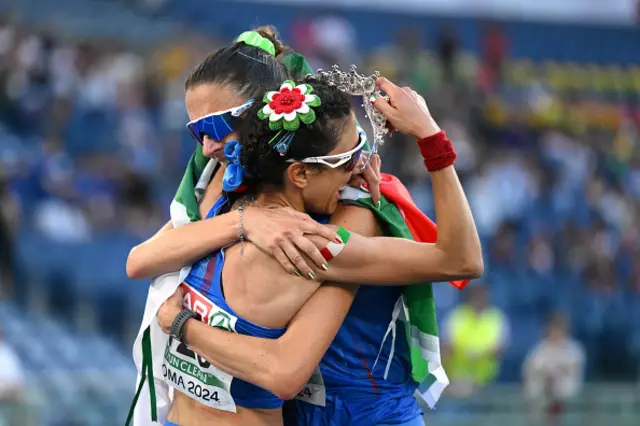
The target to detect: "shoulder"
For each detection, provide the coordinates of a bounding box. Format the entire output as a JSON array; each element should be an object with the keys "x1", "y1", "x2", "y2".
[
  {"x1": 225, "y1": 242, "x2": 296, "y2": 286},
  {"x1": 330, "y1": 203, "x2": 382, "y2": 238}
]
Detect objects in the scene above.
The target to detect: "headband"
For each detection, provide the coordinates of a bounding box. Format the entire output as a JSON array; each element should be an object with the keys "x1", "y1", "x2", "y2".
[{"x1": 236, "y1": 31, "x2": 276, "y2": 56}]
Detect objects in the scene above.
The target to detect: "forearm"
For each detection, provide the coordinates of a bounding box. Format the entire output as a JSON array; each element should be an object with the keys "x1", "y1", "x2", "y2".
[
  {"x1": 127, "y1": 212, "x2": 239, "y2": 279},
  {"x1": 171, "y1": 207, "x2": 369, "y2": 398},
  {"x1": 317, "y1": 230, "x2": 480, "y2": 285},
  {"x1": 429, "y1": 165, "x2": 482, "y2": 275},
  {"x1": 182, "y1": 318, "x2": 280, "y2": 391},
  {"x1": 183, "y1": 282, "x2": 357, "y2": 399}
]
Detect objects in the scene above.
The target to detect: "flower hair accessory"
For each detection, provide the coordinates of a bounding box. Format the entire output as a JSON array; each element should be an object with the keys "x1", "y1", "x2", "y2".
[
  {"x1": 258, "y1": 80, "x2": 321, "y2": 133},
  {"x1": 222, "y1": 140, "x2": 248, "y2": 192}
]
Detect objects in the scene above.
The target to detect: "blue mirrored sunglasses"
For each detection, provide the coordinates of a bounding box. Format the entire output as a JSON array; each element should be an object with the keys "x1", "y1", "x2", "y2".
[{"x1": 186, "y1": 100, "x2": 254, "y2": 145}]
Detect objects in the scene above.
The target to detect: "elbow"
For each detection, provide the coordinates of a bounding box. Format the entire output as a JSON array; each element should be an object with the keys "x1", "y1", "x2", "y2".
[
  {"x1": 441, "y1": 252, "x2": 484, "y2": 281},
  {"x1": 126, "y1": 247, "x2": 146, "y2": 280},
  {"x1": 458, "y1": 255, "x2": 484, "y2": 279},
  {"x1": 264, "y1": 358, "x2": 307, "y2": 400},
  {"x1": 272, "y1": 381, "x2": 303, "y2": 401}
]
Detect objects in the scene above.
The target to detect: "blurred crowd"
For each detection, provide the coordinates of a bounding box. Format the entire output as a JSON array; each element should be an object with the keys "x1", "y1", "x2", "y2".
[{"x1": 1, "y1": 6, "x2": 639, "y2": 414}]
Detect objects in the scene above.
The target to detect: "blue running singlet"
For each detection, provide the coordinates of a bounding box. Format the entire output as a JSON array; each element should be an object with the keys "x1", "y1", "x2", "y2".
[
  {"x1": 284, "y1": 214, "x2": 422, "y2": 425},
  {"x1": 166, "y1": 196, "x2": 286, "y2": 410}
]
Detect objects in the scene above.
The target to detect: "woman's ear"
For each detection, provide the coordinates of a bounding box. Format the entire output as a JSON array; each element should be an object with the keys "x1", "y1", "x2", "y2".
[{"x1": 286, "y1": 162, "x2": 313, "y2": 189}]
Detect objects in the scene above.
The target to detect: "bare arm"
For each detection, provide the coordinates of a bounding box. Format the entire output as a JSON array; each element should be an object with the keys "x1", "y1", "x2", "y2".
[
  {"x1": 310, "y1": 78, "x2": 482, "y2": 285},
  {"x1": 315, "y1": 167, "x2": 481, "y2": 284},
  {"x1": 127, "y1": 206, "x2": 342, "y2": 280},
  {"x1": 180, "y1": 282, "x2": 356, "y2": 400},
  {"x1": 126, "y1": 213, "x2": 239, "y2": 279},
  {"x1": 158, "y1": 205, "x2": 379, "y2": 399}
]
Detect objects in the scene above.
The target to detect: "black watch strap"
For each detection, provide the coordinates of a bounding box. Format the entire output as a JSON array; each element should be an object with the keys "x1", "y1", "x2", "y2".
[{"x1": 170, "y1": 309, "x2": 196, "y2": 343}]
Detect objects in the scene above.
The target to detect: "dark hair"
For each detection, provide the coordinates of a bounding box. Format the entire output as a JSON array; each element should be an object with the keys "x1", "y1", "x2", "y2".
[
  {"x1": 237, "y1": 77, "x2": 353, "y2": 192},
  {"x1": 185, "y1": 26, "x2": 290, "y2": 99}
]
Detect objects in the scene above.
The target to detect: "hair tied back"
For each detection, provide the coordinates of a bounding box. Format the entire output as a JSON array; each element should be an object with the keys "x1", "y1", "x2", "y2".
[{"x1": 236, "y1": 31, "x2": 276, "y2": 56}]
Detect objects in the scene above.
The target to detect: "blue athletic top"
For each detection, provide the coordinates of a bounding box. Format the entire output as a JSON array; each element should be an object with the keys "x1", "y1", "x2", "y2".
[
  {"x1": 183, "y1": 196, "x2": 286, "y2": 409},
  {"x1": 319, "y1": 286, "x2": 417, "y2": 398},
  {"x1": 288, "y1": 214, "x2": 421, "y2": 425}
]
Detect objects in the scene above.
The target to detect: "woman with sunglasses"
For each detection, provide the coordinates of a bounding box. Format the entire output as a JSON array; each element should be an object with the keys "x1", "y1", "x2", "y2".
[
  {"x1": 158, "y1": 73, "x2": 480, "y2": 426},
  {"x1": 162, "y1": 75, "x2": 386, "y2": 426},
  {"x1": 126, "y1": 27, "x2": 342, "y2": 283},
  {"x1": 129, "y1": 28, "x2": 482, "y2": 426}
]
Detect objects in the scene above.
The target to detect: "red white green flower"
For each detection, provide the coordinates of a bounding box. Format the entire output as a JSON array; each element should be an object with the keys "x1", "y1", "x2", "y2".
[{"x1": 257, "y1": 80, "x2": 321, "y2": 131}]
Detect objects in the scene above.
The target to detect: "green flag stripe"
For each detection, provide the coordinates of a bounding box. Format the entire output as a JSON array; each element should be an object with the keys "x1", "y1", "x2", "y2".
[{"x1": 336, "y1": 226, "x2": 351, "y2": 244}]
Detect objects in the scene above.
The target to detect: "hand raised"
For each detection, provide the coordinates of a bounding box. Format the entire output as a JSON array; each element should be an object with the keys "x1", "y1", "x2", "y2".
[
  {"x1": 373, "y1": 77, "x2": 441, "y2": 139},
  {"x1": 348, "y1": 153, "x2": 381, "y2": 206}
]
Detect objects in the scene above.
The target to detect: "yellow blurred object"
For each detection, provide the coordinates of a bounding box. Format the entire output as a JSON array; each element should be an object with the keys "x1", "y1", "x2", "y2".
[
  {"x1": 156, "y1": 44, "x2": 191, "y2": 81},
  {"x1": 607, "y1": 65, "x2": 624, "y2": 93},
  {"x1": 565, "y1": 103, "x2": 588, "y2": 134},
  {"x1": 537, "y1": 97, "x2": 563, "y2": 127},
  {"x1": 446, "y1": 306, "x2": 505, "y2": 386},
  {"x1": 591, "y1": 67, "x2": 609, "y2": 92},
  {"x1": 485, "y1": 96, "x2": 507, "y2": 125},
  {"x1": 565, "y1": 62, "x2": 588, "y2": 91},
  {"x1": 366, "y1": 52, "x2": 398, "y2": 82},
  {"x1": 544, "y1": 61, "x2": 567, "y2": 91},
  {"x1": 613, "y1": 131, "x2": 635, "y2": 161},
  {"x1": 509, "y1": 59, "x2": 535, "y2": 87},
  {"x1": 630, "y1": 66, "x2": 640, "y2": 92}
]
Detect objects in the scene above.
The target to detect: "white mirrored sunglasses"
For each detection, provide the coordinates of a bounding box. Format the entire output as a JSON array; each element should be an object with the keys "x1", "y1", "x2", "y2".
[{"x1": 286, "y1": 131, "x2": 368, "y2": 171}]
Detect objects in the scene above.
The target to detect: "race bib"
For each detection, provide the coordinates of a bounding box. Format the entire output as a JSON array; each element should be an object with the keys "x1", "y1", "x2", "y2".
[
  {"x1": 162, "y1": 283, "x2": 238, "y2": 412},
  {"x1": 295, "y1": 366, "x2": 326, "y2": 407}
]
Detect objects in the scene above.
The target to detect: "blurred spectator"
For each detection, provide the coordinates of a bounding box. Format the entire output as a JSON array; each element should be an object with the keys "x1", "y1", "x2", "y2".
[
  {"x1": 0, "y1": 180, "x2": 19, "y2": 297},
  {"x1": 309, "y1": 15, "x2": 356, "y2": 69},
  {"x1": 119, "y1": 173, "x2": 164, "y2": 238},
  {"x1": 0, "y1": 326, "x2": 23, "y2": 403},
  {"x1": 479, "y1": 23, "x2": 507, "y2": 92},
  {"x1": 436, "y1": 27, "x2": 459, "y2": 84},
  {"x1": 442, "y1": 285, "x2": 510, "y2": 397},
  {"x1": 523, "y1": 313, "x2": 585, "y2": 421}
]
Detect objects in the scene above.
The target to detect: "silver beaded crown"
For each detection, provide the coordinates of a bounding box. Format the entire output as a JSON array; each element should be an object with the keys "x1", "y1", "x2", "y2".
[{"x1": 306, "y1": 65, "x2": 389, "y2": 156}]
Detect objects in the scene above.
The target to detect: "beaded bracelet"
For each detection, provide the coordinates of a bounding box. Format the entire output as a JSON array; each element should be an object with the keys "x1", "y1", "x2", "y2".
[{"x1": 237, "y1": 202, "x2": 246, "y2": 256}]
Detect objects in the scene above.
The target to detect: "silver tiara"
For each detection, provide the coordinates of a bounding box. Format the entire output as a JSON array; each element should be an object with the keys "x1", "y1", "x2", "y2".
[{"x1": 306, "y1": 65, "x2": 388, "y2": 155}]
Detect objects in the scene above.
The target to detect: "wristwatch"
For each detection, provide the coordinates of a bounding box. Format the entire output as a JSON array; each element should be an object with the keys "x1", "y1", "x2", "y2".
[{"x1": 170, "y1": 309, "x2": 196, "y2": 343}]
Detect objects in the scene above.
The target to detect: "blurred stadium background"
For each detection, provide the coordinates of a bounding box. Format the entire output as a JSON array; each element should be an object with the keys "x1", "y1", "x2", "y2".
[{"x1": 0, "y1": 0, "x2": 639, "y2": 424}]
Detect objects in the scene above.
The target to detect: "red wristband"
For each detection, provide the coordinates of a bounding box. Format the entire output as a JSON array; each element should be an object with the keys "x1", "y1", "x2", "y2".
[{"x1": 416, "y1": 131, "x2": 457, "y2": 172}]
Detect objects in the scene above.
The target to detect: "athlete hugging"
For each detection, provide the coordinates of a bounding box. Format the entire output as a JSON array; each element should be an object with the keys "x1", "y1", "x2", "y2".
[{"x1": 127, "y1": 27, "x2": 482, "y2": 426}]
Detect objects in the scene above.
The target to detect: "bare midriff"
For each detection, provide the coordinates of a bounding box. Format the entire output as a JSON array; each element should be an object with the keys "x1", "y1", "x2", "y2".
[{"x1": 167, "y1": 391, "x2": 283, "y2": 426}]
